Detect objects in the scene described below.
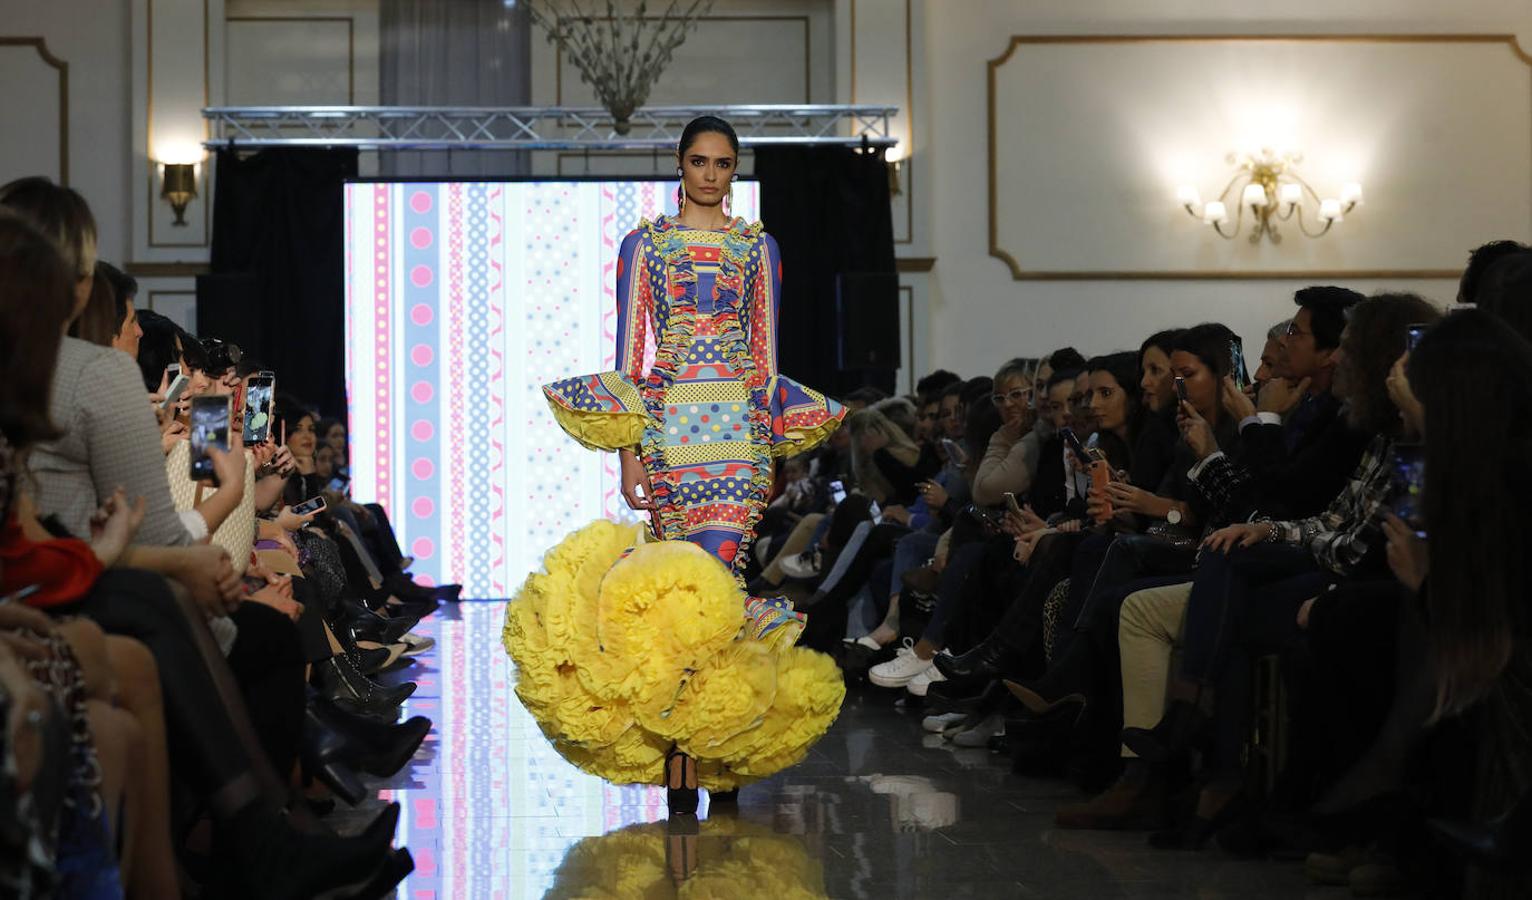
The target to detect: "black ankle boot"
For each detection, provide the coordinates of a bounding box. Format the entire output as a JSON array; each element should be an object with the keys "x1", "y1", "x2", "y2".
[
  {"x1": 313, "y1": 655, "x2": 416, "y2": 714},
  {"x1": 211, "y1": 801, "x2": 402, "y2": 900},
  {"x1": 301, "y1": 708, "x2": 369, "y2": 806},
  {"x1": 310, "y1": 697, "x2": 432, "y2": 778},
  {"x1": 335, "y1": 624, "x2": 394, "y2": 676},
  {"x1": 1121, "y1": 698, "x2": 1208, "y2": 765}
]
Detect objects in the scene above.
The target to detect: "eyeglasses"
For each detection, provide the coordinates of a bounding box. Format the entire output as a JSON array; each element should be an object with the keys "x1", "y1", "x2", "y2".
[{"x1": 990, "y1": 387, "x2": 1032, "y2": 406}]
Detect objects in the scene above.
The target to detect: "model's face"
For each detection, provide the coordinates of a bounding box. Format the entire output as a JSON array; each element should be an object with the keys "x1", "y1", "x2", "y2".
[
  {"x1": 1140, "y1": 346, "x2": 1174, "y2": 412},
  {"x1": 677, "y1": 132, "x2": 737, "y2": 211},
  {"x1": 1087, "y1": 370, "x2": 1129, "y2": 434}
]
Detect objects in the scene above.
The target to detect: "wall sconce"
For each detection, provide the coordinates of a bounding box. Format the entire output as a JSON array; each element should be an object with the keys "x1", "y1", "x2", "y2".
[
  {"x1": 1176, "y1": 148, "x2": 1361, "y2": 244},
  {"x1": 160, "y1": 163, "x2": 197, "y2": 227},
  {"x1": 885, "y1": 144, "x2": 905, "y2": 196}
]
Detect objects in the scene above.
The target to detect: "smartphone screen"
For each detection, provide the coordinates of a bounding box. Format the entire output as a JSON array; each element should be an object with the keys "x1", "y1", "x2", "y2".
[
  {"x1": 243, "y1": 375, "x2": 276, "y2": 444},
  {"x1": 1060, "y1": 427, "x2": 1089, "y2": 462},
  {"x1": 1174, "y1": 376, "x2": 1189, "y2": 404},
  {"x1": 940, "y1": 438, "x2": 966, "y2": 466},
  {"x1": 1390, "y1": 443, "x2": 1427, "y2": 538},
  {"x1": 1229, "y1": 337, "x2": 1250, "y2": 391},
  {"x1": 829, "y1": 479, "x2": 847, "y2": 506},
  {"x1": 1406, "y1": 323, "x2": 1430, "y2": 353},
  {"x1": 189, "y1": 395, "x2": 231, "y2": 483},
  {"x1": 1003, "y1": 491, "x2": 1024, "y2": 516},
  {"x1": 291, "y1": 495, "x2": 327, "y2": 516},
  {"x1": 326, "y1": 475, "x2": 350, "y2": 494}
]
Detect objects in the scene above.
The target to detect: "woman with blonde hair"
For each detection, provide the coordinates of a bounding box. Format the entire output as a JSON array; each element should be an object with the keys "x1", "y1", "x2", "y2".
[{"x1": 846, "y1": 406, "x2": 923, "y2": 506}]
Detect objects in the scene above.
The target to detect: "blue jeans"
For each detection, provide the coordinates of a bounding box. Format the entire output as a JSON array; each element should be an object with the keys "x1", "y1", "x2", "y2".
[{"x1": 1178, "y1": 542, "x2": 1328, "y2": 686}]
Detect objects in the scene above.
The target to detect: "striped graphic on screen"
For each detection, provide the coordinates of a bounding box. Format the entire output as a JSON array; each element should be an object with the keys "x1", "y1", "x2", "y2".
[{"x1": 344, "y1": 181, "x2": 761, "y2": 598}]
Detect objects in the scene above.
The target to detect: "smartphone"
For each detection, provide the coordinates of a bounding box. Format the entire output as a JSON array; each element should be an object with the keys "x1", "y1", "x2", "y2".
[
  {"x1": 1390, "y1": 443, "x2": 1427, "y2": 538},
  {"x1": 242, "y1": 374, "x2": 276, "y2": 444},
  {"x1": 1228, "y1": 337, "x2": 1251, "y2": 392},
  {"x1": 0, "y1": 584, "x2": 42, "y2": 606},
  {"x1": 1089, "y1": 459, "x2": 1114, "y2": 524},
  {"x1": 1174, "y1": 376, "x2": 1189, "y2": 405},
  {"x1": 325, "y1": 475, "x2": 350, "y2": 494},
  {"x1": 189, "y1": 395, "x2": 231, "y2": 484},
  {"x1": 291, "y1": 495, "x2": 328, "y2": 516},
  {"x1": 1060, "y1": 427, "x2": 1090, "y2": 464},
  {"x1": 1003, "y1": 491, "x2": 1024, "y2": 517},
  {"x1": 829, "y1": 479, "x2": 848, "y2": 506},
  {"x1": 165, "y1": 362, "x2": 181, "y2": 380},
  {"x1": 1406, "y1": 323, "x2": 1430, "y2": 353},
  {"x1": 868, "y1": 500, "x2": 883, "y2": 524},
  {"x1": 940, "y1": 438, "x2": 967, "y2": 466},
  {"x1": 161, "y1": 373, "x2": 191, "y2": 410}
]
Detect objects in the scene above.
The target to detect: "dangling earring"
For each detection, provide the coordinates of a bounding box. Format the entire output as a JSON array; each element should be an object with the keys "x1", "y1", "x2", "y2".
[{"x1": 676, "y1": 170, "x2": 685, "y2": 214}]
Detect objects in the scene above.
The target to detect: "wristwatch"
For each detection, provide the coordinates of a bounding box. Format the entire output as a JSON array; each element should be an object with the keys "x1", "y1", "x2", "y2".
[{"x1": 1166, "y1": 507, "x2": 1183, "y2": 526}]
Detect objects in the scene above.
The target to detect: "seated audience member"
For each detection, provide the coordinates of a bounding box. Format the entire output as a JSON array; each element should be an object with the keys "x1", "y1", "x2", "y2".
[
  {"x1": 1098, "y1": 294, "x2": 1439, "y2": 846},
  {"x1": 971, "y1": 358, "x2": 1039, "y2": 507},
  {"x1": 1456, "y1": 238, "x2": 1529, "y2": 306},
  {"x1": 1251, "y1": 320, "x2": 1289, "y2": 391},
  {"x1": 1473, "y1": 241, "x2": 1532, "y2": 338}
]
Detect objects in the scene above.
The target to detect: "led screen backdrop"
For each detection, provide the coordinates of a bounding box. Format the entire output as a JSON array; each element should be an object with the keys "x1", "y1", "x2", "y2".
[{"x1": 344, "y1": 180, "x2": 761, "y2": 597}]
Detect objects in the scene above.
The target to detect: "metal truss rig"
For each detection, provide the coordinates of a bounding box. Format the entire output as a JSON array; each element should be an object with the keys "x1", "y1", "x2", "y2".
[{"x1": 201, "y1": 105, "x2": 898, "y2": 151}]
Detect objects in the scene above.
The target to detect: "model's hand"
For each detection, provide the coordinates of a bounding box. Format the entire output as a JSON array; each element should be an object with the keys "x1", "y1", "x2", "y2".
[{"x1": 619, "y1": 449, "x2": 655, "y2": 510}]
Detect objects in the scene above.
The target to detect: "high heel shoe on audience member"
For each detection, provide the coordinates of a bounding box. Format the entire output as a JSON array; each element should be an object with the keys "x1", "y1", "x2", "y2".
[
  {"x1": 1002, "y1": 679, "x2": 1087, "y2": 725},
  {"x1": 930, "y1": 634, "x2": 1022, "y2": 685},
  {"x1": 926, "y1": 678, "x2": 1006, "y2": 714},
  {"x1": 311, "y1": 697, "x2": 433, "y2": 778},
  {"x1": 314, "y1": 655, "x2": 417, "y2": 715},
  {"x1": 1120, "y1": 698, "x2": 1208, "y2": 765},
  {"x1": 1055, "y1": 759, "x2": 1168, "y2": 831},
  {"x1": 1427, "y1": 788, "x2": 1532, "y2": 873},
  {"x1": 337, "y1": 624, "x2": 396, "y2": 677},
  {"x1": 346, "y1": 608, "x2": 419, "y2": 646},
  {"x1": 210, "y1": 800, "x2": 406, "y2": 900},
  {"x1": 665, "y1": 750, "x2": 700, "y2": 817}
]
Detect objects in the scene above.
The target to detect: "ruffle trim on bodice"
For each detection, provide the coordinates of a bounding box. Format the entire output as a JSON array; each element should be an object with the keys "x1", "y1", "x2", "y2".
[{"x1": 543, "y1": 371, "x2": 844, "y2": 458}]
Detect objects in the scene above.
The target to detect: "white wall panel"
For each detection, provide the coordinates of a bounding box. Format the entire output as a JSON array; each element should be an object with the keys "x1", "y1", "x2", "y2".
[{"x1": 0, "y1": 41, "x2": 65, "y2": 186}]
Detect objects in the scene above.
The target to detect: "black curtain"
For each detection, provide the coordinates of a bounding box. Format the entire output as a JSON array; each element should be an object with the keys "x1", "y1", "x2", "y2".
[
  {"x1": 755, "y1": 146, "x2": 898, "y2": 397},
  {"x1": 207, "y1": 148, "x2": 358, "y2": 417}
]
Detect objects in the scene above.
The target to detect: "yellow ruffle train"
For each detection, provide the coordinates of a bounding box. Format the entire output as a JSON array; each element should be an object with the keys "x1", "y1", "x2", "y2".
[{"x1": 502, "y1": 520, "x2": 846, "y2": 790}]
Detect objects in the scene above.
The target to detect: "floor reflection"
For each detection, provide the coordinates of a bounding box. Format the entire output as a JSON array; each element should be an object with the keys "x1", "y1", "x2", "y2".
[{"x1": 347, "y1": 600, "x2": 1317, "y2": 899}]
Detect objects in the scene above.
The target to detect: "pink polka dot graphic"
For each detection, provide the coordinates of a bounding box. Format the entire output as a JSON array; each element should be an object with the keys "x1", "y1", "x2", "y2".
[
  {"x1": 409, "y1": 191, "x2": 432, "y2": 214},
  {"x1": 411, "y1": 458, "x2": 434, "y2": 480},
  {"x1": 411, "y1": 420, "x2": 434, "y2": 441},
  {"x1": 411, "y1": 497, "x2": 434, "y2": 518},
  {"x1": 410, "y1": 344, "x2": 433, "y2": 367},
  {"x1": 410, "y1": 265, "x2": 433, "y2": 288},
  {"x1": 411, "y1": 538, "x2": 435, "y2": 560},
  {"x1": 410, "y1": 304, "x2": 433, "y2": 326},
  {"x1": 409, "y1": 226, "x2": 433, "y2": 249},
  {"x1": 411, "y1": 382, "x2": 433, "y2": 403}
]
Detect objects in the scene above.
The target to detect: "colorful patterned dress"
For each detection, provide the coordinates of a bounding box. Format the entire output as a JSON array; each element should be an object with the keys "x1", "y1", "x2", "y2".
[
  {"x1": 543, "y1": 214, "x2": 844, "y2": 580},
  {"x1": 505, "y1": 215, "x2": 848, "y2": 790}
]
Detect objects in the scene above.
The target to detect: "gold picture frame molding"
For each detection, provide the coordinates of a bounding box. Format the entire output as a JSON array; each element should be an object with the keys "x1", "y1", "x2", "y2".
[{"x1": 986, "y1": 33, "x2": 1532, "y2": 281}]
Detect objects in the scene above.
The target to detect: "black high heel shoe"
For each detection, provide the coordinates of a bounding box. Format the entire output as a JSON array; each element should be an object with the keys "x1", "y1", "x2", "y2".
[
  {"x1": 335, "y1": 623, "x2": 394, "y2": 676},
  {"x1": 665, "y1": 750, "x2": 699, "y2": 816}
]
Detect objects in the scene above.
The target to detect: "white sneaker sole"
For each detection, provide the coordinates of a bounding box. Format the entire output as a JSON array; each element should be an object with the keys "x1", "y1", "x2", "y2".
[{"x1": 869, "y1": 666, "x2": 931, "y2": 690}]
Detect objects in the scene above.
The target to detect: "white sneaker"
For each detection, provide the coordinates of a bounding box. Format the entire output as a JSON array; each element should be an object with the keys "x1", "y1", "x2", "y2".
[
  {"x1": 905, "y1": 656, "x2": 949, "y2": 697},
  {"x1": 869, "y1": 639, "x2": 934, "y2": 689},
  {"x1": 950, "y1": 713, "x2": 1006, "y2": 748},
  {"x1": 778, "y1": 548, "x2": 822, "y2": 580},
  {"x1": 921, "y1": 711, "x2": 967, "y2": 733}
]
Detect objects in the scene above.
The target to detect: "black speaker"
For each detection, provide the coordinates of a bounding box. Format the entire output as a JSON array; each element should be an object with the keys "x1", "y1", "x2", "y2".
[{"x1": 835, "y1": 271, "x2": 901, "y2": 370}]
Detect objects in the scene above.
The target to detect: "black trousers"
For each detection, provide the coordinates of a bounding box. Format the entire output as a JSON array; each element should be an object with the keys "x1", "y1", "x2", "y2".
[
  {"x1": 58, "y1": 569, "x2": 253, "y2": 796},
  {"x1": 227, "y1": 602, "x2": 308, "y2": 777}
]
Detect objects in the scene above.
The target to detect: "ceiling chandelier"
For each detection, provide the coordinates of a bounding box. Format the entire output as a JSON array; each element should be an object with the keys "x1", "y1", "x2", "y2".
[
  {"x1": 1176, "y1": 148, "x2": 1363, "y2": 244},
  {"x1": 528, "y1": 0, "x2": 717, "y2": 135}
]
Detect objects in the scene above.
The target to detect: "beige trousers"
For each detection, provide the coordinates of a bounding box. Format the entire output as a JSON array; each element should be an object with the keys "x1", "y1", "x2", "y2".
[
  {"x1": 1117, "y1": 581, "x2": 1193, "y2": 758},
  {"x1": 760, "y1": 513, "x2": 826, "y2": 584}
]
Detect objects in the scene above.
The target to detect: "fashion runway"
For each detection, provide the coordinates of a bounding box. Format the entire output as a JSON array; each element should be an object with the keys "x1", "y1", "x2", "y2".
[{"x1": 345, "y1": 601, "x2": 1316, "y2": 898}]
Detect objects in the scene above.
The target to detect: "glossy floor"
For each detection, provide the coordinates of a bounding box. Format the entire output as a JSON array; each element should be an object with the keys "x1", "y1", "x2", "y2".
[{"x1": 349, "y1": 601, "x2": 1318, "y2": 898}]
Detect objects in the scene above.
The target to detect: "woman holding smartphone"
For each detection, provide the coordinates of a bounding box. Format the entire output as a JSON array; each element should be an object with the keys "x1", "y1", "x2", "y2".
[{"x1": 519, "y1": 116, "x2": 848, "y2": 816}]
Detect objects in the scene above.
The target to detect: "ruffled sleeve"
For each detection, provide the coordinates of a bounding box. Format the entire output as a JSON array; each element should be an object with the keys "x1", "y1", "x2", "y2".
[
  {"x1": 767, "y1": 375, "x2": 845, "y2": 458},
  {"x1": 542, "y1": 228, "x2": 654, "y2": 452}
]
